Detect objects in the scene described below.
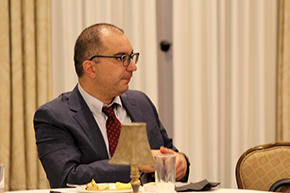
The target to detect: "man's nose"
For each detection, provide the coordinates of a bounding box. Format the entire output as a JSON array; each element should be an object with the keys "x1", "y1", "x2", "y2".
[{"x1": 126, "y1": 59, "x2": 137, "y2": 71}]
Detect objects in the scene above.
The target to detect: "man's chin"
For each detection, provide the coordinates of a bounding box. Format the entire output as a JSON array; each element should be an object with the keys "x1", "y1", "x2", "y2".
[{"x1": 118, "y1": 85, "x2": 129, "y2": 95}]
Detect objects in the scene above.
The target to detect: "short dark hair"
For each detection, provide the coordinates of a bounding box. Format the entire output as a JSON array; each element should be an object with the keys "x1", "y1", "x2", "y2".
[{"x1": 74, "y1": 23, "x2": 124, "y2": 77}]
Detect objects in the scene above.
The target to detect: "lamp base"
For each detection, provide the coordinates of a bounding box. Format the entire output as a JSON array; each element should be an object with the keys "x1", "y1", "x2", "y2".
[{"x1": 130, "y1": 165, "x2": 140, "y2": 193}]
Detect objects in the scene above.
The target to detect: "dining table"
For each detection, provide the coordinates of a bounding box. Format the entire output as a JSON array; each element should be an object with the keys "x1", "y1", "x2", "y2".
[{"x1": 5, "y1": 187, "x2": 271, "y2": 193}]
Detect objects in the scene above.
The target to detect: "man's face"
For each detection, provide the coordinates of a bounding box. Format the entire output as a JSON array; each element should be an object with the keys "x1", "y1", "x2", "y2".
[{"x1": 93, "y1": 31, "x2": 138, "y2": 100}]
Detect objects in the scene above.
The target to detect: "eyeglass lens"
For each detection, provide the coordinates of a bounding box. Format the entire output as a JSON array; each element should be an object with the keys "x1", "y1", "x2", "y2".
[{"x1": 123, "y1": 54, "x2": 139, "y2": 67}]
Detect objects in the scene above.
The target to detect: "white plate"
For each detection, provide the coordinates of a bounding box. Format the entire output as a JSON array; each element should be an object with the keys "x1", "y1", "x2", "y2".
[{"x1": 76, "y1": 183, "x2": 132, "y2": 193}]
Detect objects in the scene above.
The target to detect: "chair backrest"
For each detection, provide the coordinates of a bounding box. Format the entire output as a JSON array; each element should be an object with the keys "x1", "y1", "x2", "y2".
[{"x1": 236, "y1": 141, "x2": 290, "y2": 191}]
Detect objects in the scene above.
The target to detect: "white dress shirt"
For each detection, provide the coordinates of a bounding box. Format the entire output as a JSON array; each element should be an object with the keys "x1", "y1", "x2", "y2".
[{"x1": 78, "y1": 83, "x2": 132, "y2": 158}]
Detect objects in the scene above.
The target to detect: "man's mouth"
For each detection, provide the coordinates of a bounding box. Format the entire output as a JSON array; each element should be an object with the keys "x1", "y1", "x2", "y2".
[
  {"x1": 122, "y1": 74, "x2": 132, "y2": 81},
  {"x1": 122, "y1": 77, "x2": 131, "y2": 81}
]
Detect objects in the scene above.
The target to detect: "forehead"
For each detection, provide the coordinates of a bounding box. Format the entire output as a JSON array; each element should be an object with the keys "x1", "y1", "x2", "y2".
[{"x1": 101, "y1": 30, "x2": 133, "y2": 54}]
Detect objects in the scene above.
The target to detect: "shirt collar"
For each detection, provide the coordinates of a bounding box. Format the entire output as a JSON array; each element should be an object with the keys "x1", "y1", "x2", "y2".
[{"x1": 78, "y1": 83, "x2": 122, "y2": 115}]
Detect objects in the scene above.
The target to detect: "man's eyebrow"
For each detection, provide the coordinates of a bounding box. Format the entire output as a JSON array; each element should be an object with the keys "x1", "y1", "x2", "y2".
[
  {"x1": 114, "y1": 50, "x2": 134, "y2": 56},
  {"x1": 114, "y1": 52, "x2": 126, "y2": 56}
]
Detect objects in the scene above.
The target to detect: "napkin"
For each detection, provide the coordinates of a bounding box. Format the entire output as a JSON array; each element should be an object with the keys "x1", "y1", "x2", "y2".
[{"x1": 175, "y1": 179, "x2": 220, "y2": 192}]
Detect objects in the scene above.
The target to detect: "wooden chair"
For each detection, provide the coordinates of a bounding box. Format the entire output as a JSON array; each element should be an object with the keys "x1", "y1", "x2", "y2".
[{"x1": 236, "y1": 141, "x2": 290, "y2": 191}]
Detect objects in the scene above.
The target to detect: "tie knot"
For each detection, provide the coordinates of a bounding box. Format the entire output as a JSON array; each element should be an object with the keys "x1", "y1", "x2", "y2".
[{"x1": 102, "y1": 105, "x2": 116, "y2": 118}]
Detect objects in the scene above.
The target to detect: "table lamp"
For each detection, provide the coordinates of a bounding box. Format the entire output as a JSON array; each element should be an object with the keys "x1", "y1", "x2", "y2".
[{"x1": 109, "y1": 122, "x2": 155, "y2": 193}]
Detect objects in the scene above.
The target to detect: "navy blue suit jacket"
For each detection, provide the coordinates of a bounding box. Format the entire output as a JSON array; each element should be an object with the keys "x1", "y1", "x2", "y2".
[{"x1": 34, "y1": 86, "x2": 189, "y2": 188}]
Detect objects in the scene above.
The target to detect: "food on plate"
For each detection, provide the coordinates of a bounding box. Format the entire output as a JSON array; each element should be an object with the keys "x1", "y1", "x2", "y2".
[
  {"x1": 98, "y1": 184, "x2": 110, "y2": 190},
  {"x1": 85, "y1": 179, "x2": 109, "y2": 191},
  {"x1": 86, "y1": 179, "x2": 99, "y2": 190},
  {"x1": 115, "y1": 182, "x2": 131, "y2": 190},
  {"x1": 85, "y1": 179, "x2": 131, "y2": 191}
]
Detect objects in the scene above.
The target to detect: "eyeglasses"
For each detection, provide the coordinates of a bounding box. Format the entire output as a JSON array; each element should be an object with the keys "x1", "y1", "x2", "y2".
[{"x1": 89, "y1": 52, "x2": 140, "y2": 67}]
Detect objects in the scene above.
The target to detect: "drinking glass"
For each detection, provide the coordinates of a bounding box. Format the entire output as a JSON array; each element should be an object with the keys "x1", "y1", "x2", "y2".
[
  {"x1": 154, "y1": 154, "x2": 176, "y2": 193},
  {"x1": 0, "y1": 164, "x2": 4, "y2": 193}
]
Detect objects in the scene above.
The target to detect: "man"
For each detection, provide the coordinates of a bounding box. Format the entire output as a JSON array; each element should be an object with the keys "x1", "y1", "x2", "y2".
[{"x1": 34, "y1": 23, "x2": 189, "y2": 188}]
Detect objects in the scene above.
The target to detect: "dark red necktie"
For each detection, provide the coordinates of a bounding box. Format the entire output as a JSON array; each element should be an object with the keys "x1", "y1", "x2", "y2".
[{"x1": 102, "y1": 104, "x2": 121, "y2": 157}]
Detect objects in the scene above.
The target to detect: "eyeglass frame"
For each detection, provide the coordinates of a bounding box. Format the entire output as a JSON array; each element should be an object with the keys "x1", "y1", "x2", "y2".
[{"x1": 88, "y1": 52, "x2": 140, "y2": 67}]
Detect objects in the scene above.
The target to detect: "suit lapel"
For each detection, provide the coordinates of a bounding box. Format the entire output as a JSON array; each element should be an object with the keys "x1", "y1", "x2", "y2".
[
  {"x1": 68, "y1": 86, "x2": 108, "y2": 159},
  {"x1": 120, "y1": 92, "x2": 146, "y2": 123}
]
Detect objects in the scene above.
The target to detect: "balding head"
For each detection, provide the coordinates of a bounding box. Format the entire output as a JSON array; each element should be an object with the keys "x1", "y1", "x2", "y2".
[{"x1": 74, "y1": 23, "x2": 124, "y2": 77}]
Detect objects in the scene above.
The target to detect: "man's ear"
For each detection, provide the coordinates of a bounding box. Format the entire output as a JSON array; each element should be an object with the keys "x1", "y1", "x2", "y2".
[{"x1": 83, "y1": 60, "x2": 96, "y2": 79}]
